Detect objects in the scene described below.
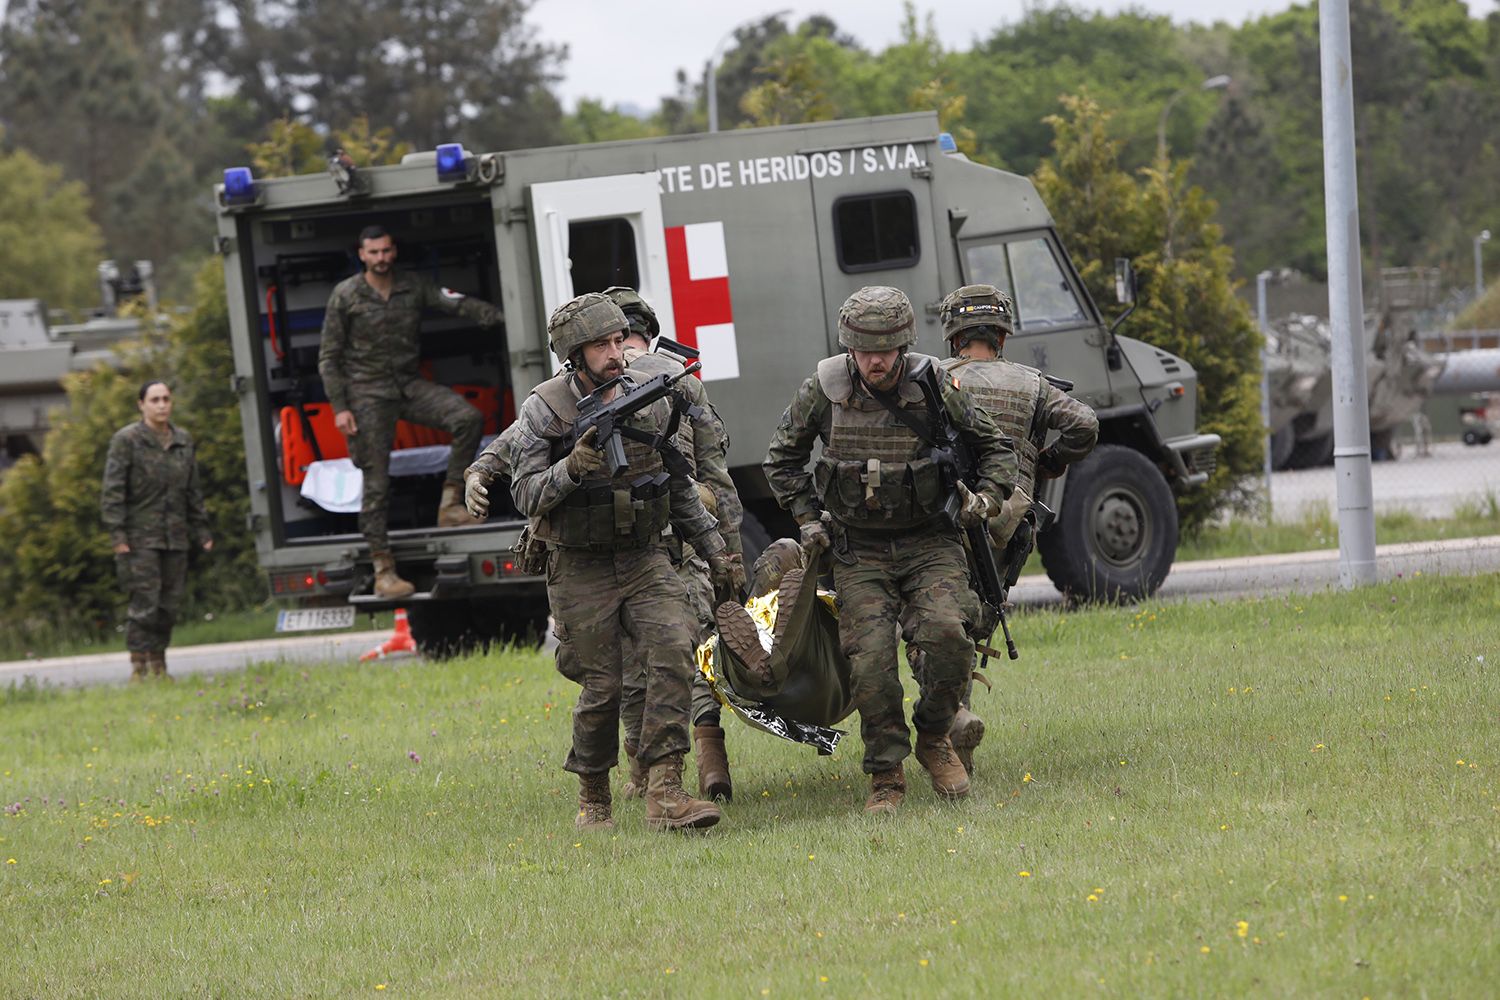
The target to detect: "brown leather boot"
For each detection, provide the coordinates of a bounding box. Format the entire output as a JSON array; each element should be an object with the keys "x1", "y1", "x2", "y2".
[
  {"x1": 371, "y1": 551, "x2": 415, "y2": 600},
  {"x1": 949, "y1": 707, "x2": 986, "y2": 776},
  {"x1": 644, "y1": 753, "x2": 721, "y2": 831},
  {"x1": 915, "y1": 731, "x2": 971, "y2": 800},
  {"x1": 865, "y1": 767, "x2": 906, "y2": 815},
  {"x1": 437, "y1": 481, "x2": 481, "y2": 528},
  {"x1": 148, "y1": 652, "x2": 173, "y2": 682},
  {"x1": 620, "y1": 742, "x2": 647, "y2": 799},
  {"x1": 715, "y1": 601, "x2": 771, "y2": 683},
  {"x1": 128, "y1": 652, "x2": 150, "y2": 683},
  {"x1": 693, "y1": 724, "x2": 733, "y2": 802},
  {"x1": 575, "y1": 772, "x2": 614, "y2": 831}
]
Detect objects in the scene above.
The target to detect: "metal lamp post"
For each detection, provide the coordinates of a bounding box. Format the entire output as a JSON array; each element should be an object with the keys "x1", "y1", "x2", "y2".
[
  {"x1": 1257, "y1": 269, "x2": 1275, "y2": 517},
  {"x1": 1476, "y1": 229, "x2": 1492, "y2": 298},
  {"x1": 706, "y1": 10, "x2": 792, "y2": 133},
  {"x1": 1156, "y1": 74, "x2": 1231, "y2": 160}
]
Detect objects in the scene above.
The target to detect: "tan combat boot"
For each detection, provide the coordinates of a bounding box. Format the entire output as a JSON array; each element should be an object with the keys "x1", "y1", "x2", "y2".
[
  {"x1": 148, "y1": 652, "x2": 173, "y2": 682},
  {"x1": 620, "y1": 742, "x2": 647, "y2": 799},
  {"x1": 575, "y1": 772, "x2": 614, "y2": 831},
  {"x1": 436, "y1": 481, "x2": 481, "y2": 528},
  {"x1": 865, "y1": 767, "x2": 906, "y2": 815},
  {"x1": 128, "y1": 652, "x2": 150, "y2": 683},
  {"x1": 644, "y1": 753, "x2": 721, "y2": 831},
  {"x1": 371, "y1": 551, "x2": 415, "y2": 600},
  {"x1": 915, "y1": 731, "x2": 971, "y2": 800},
  {"x1": 693, "y1": 724, "x2": 733, "y2": 802},
  {"x1": 949, "y1": 707, "x2": 986, "y2": 776}
]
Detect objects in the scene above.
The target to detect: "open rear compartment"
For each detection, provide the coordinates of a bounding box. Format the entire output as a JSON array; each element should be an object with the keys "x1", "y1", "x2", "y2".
[{"x1": 238, "y1": 191, "x2": 524, "y2": 545}]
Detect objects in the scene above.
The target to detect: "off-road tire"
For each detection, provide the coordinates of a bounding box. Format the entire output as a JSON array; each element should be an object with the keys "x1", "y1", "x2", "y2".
[{"x1": 1038, "y1": 444, "x2": 1179, "y2": 603}]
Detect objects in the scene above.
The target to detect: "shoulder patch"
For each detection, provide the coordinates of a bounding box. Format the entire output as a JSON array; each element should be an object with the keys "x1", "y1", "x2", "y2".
[{"x1": 440, "y1": 287, "x2": 466, "y2": 301}]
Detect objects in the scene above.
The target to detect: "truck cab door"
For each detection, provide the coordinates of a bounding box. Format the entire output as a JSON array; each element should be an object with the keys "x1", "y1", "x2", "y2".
[
  {"x1": 808, "y1": 143, "x2": 942, "y2": 354},
  {"x1": 959, "y1": 230, "x2": 1116, "y2": 409},
  {"x1": 528, "y1": 173, "x2": 678, "y2": 368}
]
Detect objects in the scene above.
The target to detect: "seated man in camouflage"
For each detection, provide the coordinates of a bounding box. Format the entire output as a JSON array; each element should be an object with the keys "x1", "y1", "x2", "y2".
[{"x1": 704, "y1": 539, "x2": 854, "y2": 755}]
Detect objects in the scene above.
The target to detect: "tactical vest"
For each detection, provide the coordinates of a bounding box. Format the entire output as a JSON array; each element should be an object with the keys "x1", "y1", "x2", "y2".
[
  {"x1": 812, "y1": 353, "x2": 949, "y2": 530},
  {"x1": 526, "y1": 371, "x2": 672, "y2": 551},
  {"x1": 943, "y1": 357, "x2": 1045, "y2": 490},
  {"x1": 623, "y1": 347, "x2": 698, "y2": 477}
]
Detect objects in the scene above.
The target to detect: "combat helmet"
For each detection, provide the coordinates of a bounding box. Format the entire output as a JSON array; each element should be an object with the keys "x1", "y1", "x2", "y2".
[
  {"x1": 547, "y1": 292, "x2": 628, "y2": 364},
  {"x1": 837, "y1": 286, "x2": 916, "y2": 351},
  {"x1": 939, "y1": 284, "x2": 1014, "y2": 355},
  {"x1": 602, "y1": 286, "x2": 660, "y2": 338}
]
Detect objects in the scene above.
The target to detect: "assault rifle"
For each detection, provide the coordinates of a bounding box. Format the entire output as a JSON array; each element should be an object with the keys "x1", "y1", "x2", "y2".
[
  {"x1": 571, "y1": 361, "x2": 702, "y2": 477},
  {"x1": 903, "y1": 356, "x2": 1020, "y2": 662}
]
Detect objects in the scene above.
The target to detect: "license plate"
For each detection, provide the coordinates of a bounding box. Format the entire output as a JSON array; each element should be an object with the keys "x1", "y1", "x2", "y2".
[{"x1": 275, "y1": 606, "x2": 356, "y2": 632}]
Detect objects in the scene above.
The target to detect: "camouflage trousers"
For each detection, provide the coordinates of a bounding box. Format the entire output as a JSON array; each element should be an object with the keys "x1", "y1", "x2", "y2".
[
  {"x1": 546, "y1": 545, "x2": 699, "y2": 775},
  {"x1": 832, "y1": 528, "x2": 980, "y2": 774},
  {"x1": 116, "y1": 548, "x2": 188, "y2": 653},
  {"x1": 620, "y1": 547, "x2": 720, "y2": 745},
  {"x1": 347, "y1": 380, "x2": 482, "y2": 551}
]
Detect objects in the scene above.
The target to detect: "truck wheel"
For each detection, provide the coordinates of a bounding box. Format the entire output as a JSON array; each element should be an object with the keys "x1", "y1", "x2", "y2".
[
  {"x1": 1038, "y1": 444, "x2": 1179, "y2": 603},
  {"x1": 1462, "y1": 428, "x2": 1483, "y2": 446},
  {"x1": 1270, "y1": 425, "x2": 1297, "y2": 470},
  {"x1": 739, "y1": 508, "x2": 774, "y2": 576},
  {"x1": 1285, "y1": 431, "x2": 1334, "y2": 470},
  {"x1": 406, "y1": 603, "x2": 480, "y2": 660},
  {"x1": 469, "y1": 596, "x2": 550, "y2": 649}
]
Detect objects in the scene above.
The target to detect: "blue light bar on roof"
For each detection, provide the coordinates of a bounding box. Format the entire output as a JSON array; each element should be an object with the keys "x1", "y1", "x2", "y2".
[
  {"x1": 937, "y1": 132, "x2": 958, "y2": 154},
  {"x1": 222, "y1": 167, "x2": 257, "y2": 206},
  {"x1": 435, "y1": 143, "x2": 470, "y2": 183}
]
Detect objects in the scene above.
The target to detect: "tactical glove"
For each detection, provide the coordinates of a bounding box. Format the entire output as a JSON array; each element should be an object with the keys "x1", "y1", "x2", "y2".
[
  {"x1": 564, "y1": 426, "x2": 605, "y2": 480},
  {"x1": 957, "y1": 481, "x2": 1001, "y2": 528},
  {"x1": 709, "y1": 551, "x2": 744, "y2": 603},
  {"x1": 464, "y1": 468, "x2": 491, "y2": 519},
  {"x1": 1036, "y1": 447, "x2": 1067, "y2": 480},
  {"x1": 799, "y1": 518, "x2": 831, "y2": 554}
]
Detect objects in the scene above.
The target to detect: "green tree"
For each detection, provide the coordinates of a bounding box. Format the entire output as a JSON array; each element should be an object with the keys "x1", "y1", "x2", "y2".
[
  {"x1": 1036, "y1": 94, "x2": 1264, "y2": 529},
  {"x1": 247, "y1": 116, "x2": 413, "y2": 179},
  {"x1": 0, "y1": 141, "x2": 105, "y2": 313}
]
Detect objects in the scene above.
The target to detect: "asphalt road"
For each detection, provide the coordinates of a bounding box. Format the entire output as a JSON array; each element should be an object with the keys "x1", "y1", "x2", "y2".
[
  {"x1": 7, "y1": 534, "x2": 1497, "y2": 689},
  {"x1": 1271, "y1": 439, "x2": 1500, "y2": 520}
]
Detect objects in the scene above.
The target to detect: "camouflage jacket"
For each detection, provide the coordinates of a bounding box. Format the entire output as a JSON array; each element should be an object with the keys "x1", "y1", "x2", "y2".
[
  {"x1": 317, "y1": 271, "x2": 504, "y2": 413},
  {"x1": 941, "y1": 356, "x2": 1098, "y2": 493},
  {"x1": 100, "y1": 421, "x2": 211, "y2": 550},
  {"x1": 507, "y1": 370, "x2": 725, "y2": 559},
  {"x1": 763, "y1": 353, "x2": 1018, "y2": 525}
]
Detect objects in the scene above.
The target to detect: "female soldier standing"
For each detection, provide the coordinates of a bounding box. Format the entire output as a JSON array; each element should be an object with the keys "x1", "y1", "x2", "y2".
[{"x1": 101, "y1": 381, "x2": 213, "y2": 681}]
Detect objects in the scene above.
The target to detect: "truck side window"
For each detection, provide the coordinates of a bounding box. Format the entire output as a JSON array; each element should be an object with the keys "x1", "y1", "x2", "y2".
[
  {"x1": 569, "y1": 218, "x2": 640, "y2": 293},
  {"x1": 833, "y1": 192, "x2": 919, "y2": 273},
  {"x1": 964, "y1": 238, "x2": 1086, "y2": 333}
]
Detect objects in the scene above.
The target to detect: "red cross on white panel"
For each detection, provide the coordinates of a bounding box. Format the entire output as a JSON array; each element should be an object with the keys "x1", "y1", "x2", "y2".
[{"x1": 664, "y1": 222, "x2": 739, "y2": 380}]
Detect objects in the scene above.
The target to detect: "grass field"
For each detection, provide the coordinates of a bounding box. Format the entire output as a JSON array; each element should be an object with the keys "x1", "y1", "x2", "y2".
[{"x1": 2, "y1": 574, "x2": 1497, "y2": 997}]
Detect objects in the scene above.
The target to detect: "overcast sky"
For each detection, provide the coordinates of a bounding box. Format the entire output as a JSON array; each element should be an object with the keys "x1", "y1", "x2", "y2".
[{"x1": 533, "y1": 0, "x2": 1499, "y2": 111}]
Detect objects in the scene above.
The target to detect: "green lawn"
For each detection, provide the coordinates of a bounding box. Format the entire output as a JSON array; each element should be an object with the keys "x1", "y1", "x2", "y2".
[
  {"x1": 2, "y1": 574, "x2": 1496, "y2": 997},
  {"x1": 0, "y1": 606, "x2": 394, "y2": 663}
]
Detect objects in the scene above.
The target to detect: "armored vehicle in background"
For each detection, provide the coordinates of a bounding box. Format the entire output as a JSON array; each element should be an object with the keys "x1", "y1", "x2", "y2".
[{"x1": 215, "y1": 112, "x2": 1220, "y2": 652}]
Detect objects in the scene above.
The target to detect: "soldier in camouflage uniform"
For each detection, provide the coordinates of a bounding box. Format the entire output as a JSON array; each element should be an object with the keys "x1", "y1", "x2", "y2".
[
  {"x1": 508, "y1": 292, "x2": 738, "y2": 832},
  {"x1": 920, "y1": 284, "x2": 1099, "y2": 772},
  {"x1": 318, "y1": 226, "x2": 504, "y2": 599},
  {"x1": 763, "y1": 286, "x2": 1018, "y2": 814},
  {"x1": 101, "y1": 380, "x2": 213, "y2": 681},
  {"x1": 603, "y1": 286, "x2": 746, "y2": 803}
]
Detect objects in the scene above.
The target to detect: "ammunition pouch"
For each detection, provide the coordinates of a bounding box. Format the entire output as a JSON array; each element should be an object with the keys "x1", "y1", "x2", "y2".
[
  {"x1": 812, "y1": 455, "x2": 946, "y2": 530},
  {"x1": 545, "y1": 472, "x2": 672, "y2": 551}
]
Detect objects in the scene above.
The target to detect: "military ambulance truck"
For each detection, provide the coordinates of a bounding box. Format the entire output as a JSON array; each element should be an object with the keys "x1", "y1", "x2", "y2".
[{"x1": 216, "y1": 111, "x2": 1218, "y2": 654}]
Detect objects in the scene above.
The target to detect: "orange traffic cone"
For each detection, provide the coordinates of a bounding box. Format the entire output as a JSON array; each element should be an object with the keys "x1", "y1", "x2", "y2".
[{"x1": 361, "y1": 607, "x2": 417, "y2": 661}]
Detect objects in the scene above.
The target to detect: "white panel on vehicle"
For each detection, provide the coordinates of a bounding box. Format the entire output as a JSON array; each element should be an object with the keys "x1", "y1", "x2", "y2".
[
  {"x1": 696, "y1": 323, "x2": 739, "y2": 381},
  {"x1": 528, "y1": 173, "x2": 677, "y2": 372},
  {"x1": 684, "y1": 222, "x2": 729, "y2": 280}
]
